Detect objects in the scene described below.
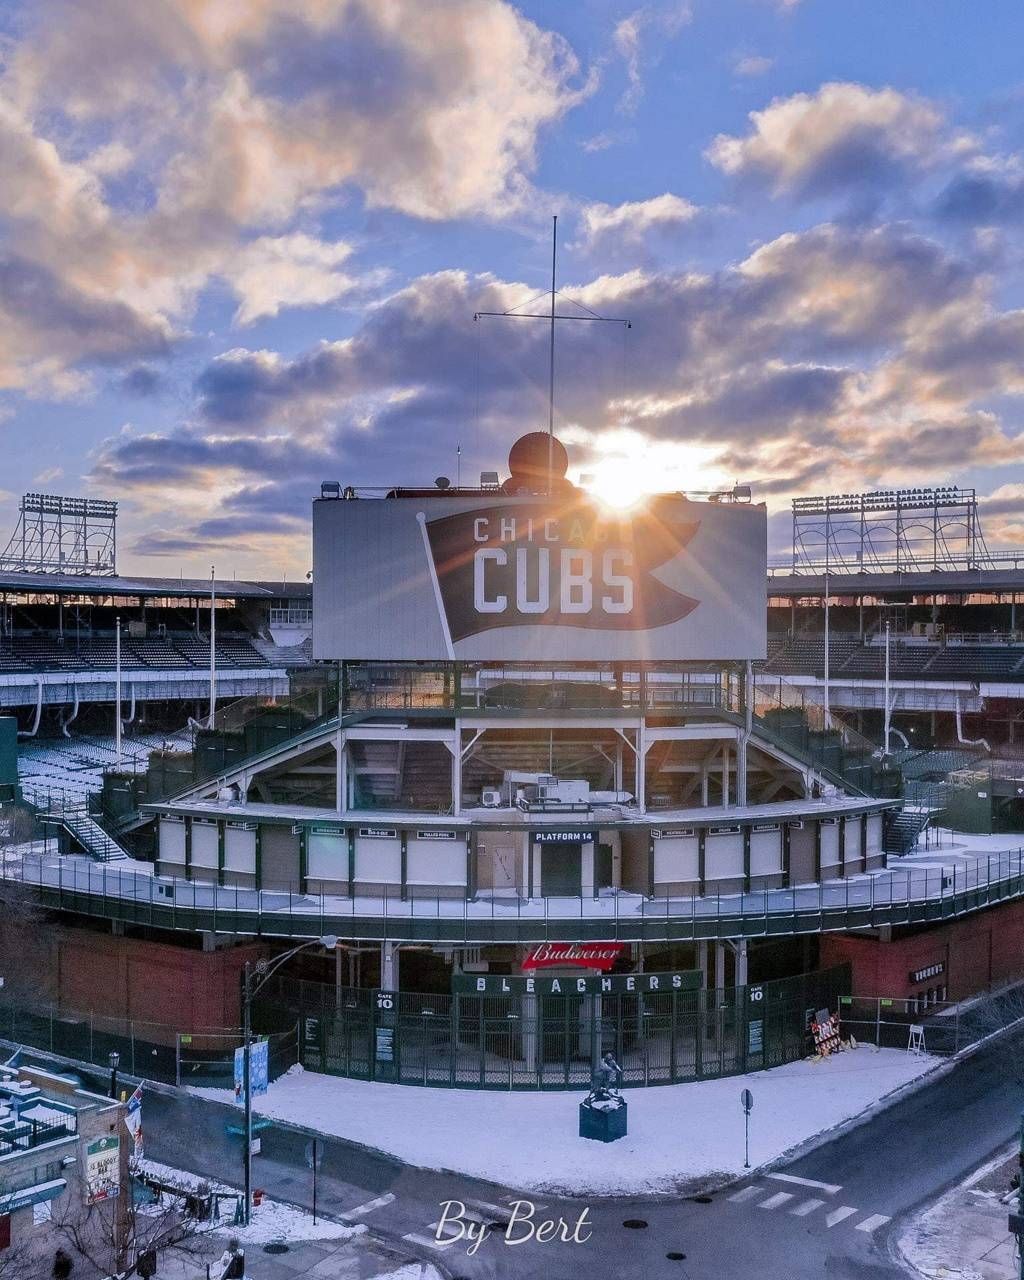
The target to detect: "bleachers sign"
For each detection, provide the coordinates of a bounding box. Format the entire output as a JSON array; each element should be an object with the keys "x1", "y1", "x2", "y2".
[
  {"x1": 452, "y1": 970, "x2": 702, "y2": 996},
  {"x1": 313, "y1": 493, "x2": 766, "y2": 661}
]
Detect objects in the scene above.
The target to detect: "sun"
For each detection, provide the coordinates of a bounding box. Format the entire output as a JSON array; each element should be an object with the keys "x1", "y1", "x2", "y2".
[{"x1": 580, "y1": 442, "x2": 730, "y2": 509}]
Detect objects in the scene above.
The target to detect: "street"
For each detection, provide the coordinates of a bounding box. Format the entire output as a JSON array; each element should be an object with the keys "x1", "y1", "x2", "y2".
[{"x1": 141, "y1": 1026, "x2": 1024, "y2": 1279}]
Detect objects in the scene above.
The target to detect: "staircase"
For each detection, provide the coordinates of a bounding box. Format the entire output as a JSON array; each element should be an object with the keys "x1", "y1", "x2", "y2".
[
  {"x1": 883, "y1": 807, "x2": 932, "y2": 856},
  {"x1": 60, "y1": 807, "x2": 130, "y2": 862}
]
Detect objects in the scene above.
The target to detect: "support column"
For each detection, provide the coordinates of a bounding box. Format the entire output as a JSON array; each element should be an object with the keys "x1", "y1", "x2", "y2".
[
  {"x1": 451, "y1": 730, "x2": 462, "y2": 817},
  {"x1": 714, "y1": 942, "x2": 726, "y2": 994},
  {"x1": 721, "y1": 746, "x2": 730, "y2": 808},
  {"x1": 636, "y1": 719, "x2": 646, "y2": 814},
  {"x1": 614, "y1": 742, "x2": 624, "y2": 792},
  {"x1": 336, "y1": 729, "x2": 347, "y2": 814},
  {"x1": 714, "y1": 941, "x2": 726, "y2": 1059},
  {"x1": 735, "y1": 938, "x2": 748, "y2": 988},
  {"x1": 381, "y1": 940, "x2": 399, "y2": 992},
  {"x1": 737, "y1": 660, "x2": 752, "y2": 807}
]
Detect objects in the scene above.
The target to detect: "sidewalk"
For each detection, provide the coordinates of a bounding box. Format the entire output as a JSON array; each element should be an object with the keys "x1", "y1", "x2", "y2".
[
  {"x1": 898, "y1": 1143, "x2": 1019, "y2": 1280},
  {"x1": 134, "y1": 1159, "x2": 442, "y2": 1280},
  {"x1": 194, "y1": 1044, "x2": 938, "y2": 1197},
  {"x1": 150, "y1": 1231, "x2": 440, "y2": 1280}
]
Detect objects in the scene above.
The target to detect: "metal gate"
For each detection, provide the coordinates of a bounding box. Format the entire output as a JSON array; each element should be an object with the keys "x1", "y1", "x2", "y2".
[{"x1": 257, "y1": 965, "x2": 851, "y2": 1090}]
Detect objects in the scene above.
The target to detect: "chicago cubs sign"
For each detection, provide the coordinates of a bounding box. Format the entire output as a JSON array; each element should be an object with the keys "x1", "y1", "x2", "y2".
[{"x1": 314, "y1": 489, "x2": 766, "y2": 662}]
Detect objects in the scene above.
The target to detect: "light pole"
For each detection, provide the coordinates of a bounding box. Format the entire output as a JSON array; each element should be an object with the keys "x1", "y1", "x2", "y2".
[
  {"x1": 114, "y1": 614, "x2": 122, "y2": 768},
  {"x1": 109, "y1": 1050, "x2": 120, "y2": 1100},
  {"x1": 209, "y1": 565, "x2": 217, "y2": 726},
  {"x1": 242, "y1": 935, "x2": 338, "y2": 1224}
]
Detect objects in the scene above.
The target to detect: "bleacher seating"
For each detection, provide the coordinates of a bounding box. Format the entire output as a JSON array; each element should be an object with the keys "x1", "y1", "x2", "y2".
[
  {"x1": 764, "y1": 632, "x2": 1024, "y2": 682},
  {"x1": 0, "y1": 633, "x2": 272, "y2": 674}
]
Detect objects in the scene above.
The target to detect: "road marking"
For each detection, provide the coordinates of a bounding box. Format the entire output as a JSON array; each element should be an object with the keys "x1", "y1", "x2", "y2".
[
  {"x1": 402, "y1": 1228, "x2": 460, "y2": 1252},
  {"x1": 339, "y1": 1192, "x2": 395, "y2": 1221},
  {"x1": 467, "y1": 1198, "x2": 515, "y2": 1220},
  {"x1": 825, "y1": 1207, "x2": 858, "y2": 1228},
  {"x1": 766, "y1": 1173, "x2": 842, "y2": 1195},
  {"x1": 855, "y1": 1214, "x2": 891, "y2": 1233},
  {"x1": 758, "y1": 1192, "x2": 795, "y2": 1210},
  {"x1": 728, "y1": 1186, "x2": 763, "y2": 1203},
  {"x1": 790, "y1": 1198, "x2": 825, "y2": 1217}
]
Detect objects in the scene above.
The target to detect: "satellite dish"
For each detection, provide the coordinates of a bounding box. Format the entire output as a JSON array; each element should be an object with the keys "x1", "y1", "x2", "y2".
[{"x1": 435, "y1": 476, "x2": 451, "y2": 490}]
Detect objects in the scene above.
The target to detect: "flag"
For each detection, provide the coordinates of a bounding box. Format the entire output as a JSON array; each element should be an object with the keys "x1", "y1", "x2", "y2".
[{"x1": 124, "y1": 1085, "x2": 143, "y2": 1158}]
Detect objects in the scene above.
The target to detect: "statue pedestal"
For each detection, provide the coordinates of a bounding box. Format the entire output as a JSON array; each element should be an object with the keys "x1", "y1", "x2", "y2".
[{"x1": 579, "y1": 1096, "x2": 627, "y2": 1142}]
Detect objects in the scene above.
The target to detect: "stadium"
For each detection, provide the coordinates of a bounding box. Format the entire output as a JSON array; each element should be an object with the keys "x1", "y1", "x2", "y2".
[{"x1": 1, "y1": 443, "x2": 1023, "y2": 1091}]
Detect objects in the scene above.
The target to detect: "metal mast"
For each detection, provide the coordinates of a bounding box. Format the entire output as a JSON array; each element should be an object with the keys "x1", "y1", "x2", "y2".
[{"x1": 474, "y1": 216, "x2": 630, "y2": 496}]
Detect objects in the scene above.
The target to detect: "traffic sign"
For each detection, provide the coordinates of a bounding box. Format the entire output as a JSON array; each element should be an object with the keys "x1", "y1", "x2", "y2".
[{"x1": 741, "y1": 1088, "x2": 753, "y2": 1114}]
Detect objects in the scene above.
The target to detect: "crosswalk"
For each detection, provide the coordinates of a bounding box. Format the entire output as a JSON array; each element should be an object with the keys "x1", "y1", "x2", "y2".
[
  {"x1": 402, "y1": 1195, "x2": 527, "y2": 1252},
  {"x1": 727, "y1": 1173, "x2": 889, "y2": 1235}
]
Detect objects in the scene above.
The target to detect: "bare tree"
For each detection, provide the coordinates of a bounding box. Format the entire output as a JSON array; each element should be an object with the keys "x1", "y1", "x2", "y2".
[{"x1": 42, "y1": 1156, "x2": 210, "y2": 1280}]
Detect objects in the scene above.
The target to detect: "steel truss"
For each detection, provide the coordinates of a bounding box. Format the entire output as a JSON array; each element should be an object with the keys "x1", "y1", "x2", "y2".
[
  {"x1": 0, "y1": 493, "x2": 117, "y2": 575},
  {"x1": 791, "y1": 487, "x2": 989, "y2": 574}
]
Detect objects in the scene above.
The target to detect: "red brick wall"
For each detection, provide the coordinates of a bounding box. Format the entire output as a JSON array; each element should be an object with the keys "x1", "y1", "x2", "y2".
[
  {"x1": 0, "y1": 919, "x2": 270, "y2": 1032},
  {"x1": 821, "y1": 896, "x2": 1024, "y2": 1000}
]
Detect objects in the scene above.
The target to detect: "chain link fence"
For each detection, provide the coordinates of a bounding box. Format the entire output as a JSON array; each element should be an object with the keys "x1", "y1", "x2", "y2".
[{"x1": 0, "y1": 997, "x2": 298, "y2": 1088}]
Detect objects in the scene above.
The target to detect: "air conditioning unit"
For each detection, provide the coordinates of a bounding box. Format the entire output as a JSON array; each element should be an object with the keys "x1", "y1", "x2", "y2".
[{"x1": 481, "y1": 787, "x2": 502, "y2": 807}]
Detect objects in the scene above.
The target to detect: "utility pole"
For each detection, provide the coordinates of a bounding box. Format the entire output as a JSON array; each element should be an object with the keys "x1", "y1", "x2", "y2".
[
  {"x1": 209, "y1": 565, "x2": 216, "y2": 726},
  {"x1": 1010, "y1": 1110, "x2": 1024, "y2": 1279},
  {"x1": 115, "y1": 614, "x2": 122, "y2": 768},
  {"x1": 474, "y1": 217, "x2": 630, "y2": 495},
  {"x1": 823, "y1": 564, "x2": 830, "y2": 730},
  {"x1": 883, "y1": 619, "x2": 891, "y2": 755},
  {"x1": 548, "y1": 214, "x2": 557, "y2": 494}
]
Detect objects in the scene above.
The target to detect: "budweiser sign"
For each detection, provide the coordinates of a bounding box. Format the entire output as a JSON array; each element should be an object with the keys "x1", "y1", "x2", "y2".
[{"x1": 523, "y1": 942, "x2": 626, "y2": 972}]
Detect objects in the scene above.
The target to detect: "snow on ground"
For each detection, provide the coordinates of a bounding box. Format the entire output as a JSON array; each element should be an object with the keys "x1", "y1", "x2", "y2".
[
  {"x1": 138, "y1": 1157, "x2": 366, "y2": 1244},
  {"x1": 194, "y1": 1047, "x2": 938, "y2": 1197}
]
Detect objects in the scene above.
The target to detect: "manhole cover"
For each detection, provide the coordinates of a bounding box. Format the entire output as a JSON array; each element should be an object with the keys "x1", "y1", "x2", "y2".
[
  {"x1": 623, "y1": 1219, "x2": 648, "y2": 1229},
  {"x1": 666, "y1": 1252, "x2": 687, "y2": 1261},
  {"x1": 263, "y1": 1242, "x2": 290, "y2": 1255}
]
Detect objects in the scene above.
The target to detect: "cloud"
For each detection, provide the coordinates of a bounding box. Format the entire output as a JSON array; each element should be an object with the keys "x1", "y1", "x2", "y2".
[
  {"x1": 613, "y1": 4, "x2": 691, "y2": 115},
  {"x1": 933, "y1": 162, "x2": 1024, "y2": 226},
  {"x1": 0, "y1": 0, "x2": 591, "y2": 394},
  {"x1": 574, "y1": 193, "x2": 701, "y2": 252},
  {"x1": 88, "y1": 219, "x2": 1024, "y2": 564},
  {"x1": 223, "y1": 233, "x2": 386, "y2": 325},
  {"x1": 581, "y1": 130, "x2": 629, "y2": 153},
  {"x1": 707, "y1": 82, "x2": 972, "y2": 200},
  {"x1": 0, "y1": 254, "x2": 172, "y2": 394},
  {"x1": 733, "y1": 55, "x2": 773, "y2": 78}
]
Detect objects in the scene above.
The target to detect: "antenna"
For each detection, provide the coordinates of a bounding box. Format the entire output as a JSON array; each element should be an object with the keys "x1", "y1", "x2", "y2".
[{"x1": 474, "y1": 215, "x2": 630, "y2": 496}]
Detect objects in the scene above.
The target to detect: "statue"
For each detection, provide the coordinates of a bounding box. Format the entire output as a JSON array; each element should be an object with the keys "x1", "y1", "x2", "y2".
[{"x1": 587, "y1": 1051, "x2": 623, "y2": 1103}]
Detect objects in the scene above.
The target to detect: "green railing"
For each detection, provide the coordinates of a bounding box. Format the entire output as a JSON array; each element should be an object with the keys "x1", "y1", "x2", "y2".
[{"x1": 9, "y1": 847, "x2": 1024, "y2": 944}]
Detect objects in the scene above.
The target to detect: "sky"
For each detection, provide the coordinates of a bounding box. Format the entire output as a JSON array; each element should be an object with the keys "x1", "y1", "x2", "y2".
[{"x1": 3, "y1": 0, "x2": 1024, "y2": 577}]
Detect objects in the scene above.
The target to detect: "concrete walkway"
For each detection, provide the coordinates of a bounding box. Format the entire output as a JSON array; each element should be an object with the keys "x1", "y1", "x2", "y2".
[
  {"x1": 898, "y1": 1142, "x2": 1019, "y2": 1279},
  {"x1": 150, "y1": 1229, "x2": 442, "y2": 1280}
]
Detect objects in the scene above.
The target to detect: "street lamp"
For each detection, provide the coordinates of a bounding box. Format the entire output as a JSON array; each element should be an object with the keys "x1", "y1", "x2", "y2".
[
  {"x1": 241, "y1": 935, "x2": 338, "y2": 1224},
  {"x1": 108, "y1": 1051, "x2": 120, "y2": 1100},
  {"x1": 114, "y1": 614, "x2": 122, "y2": 768}
]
